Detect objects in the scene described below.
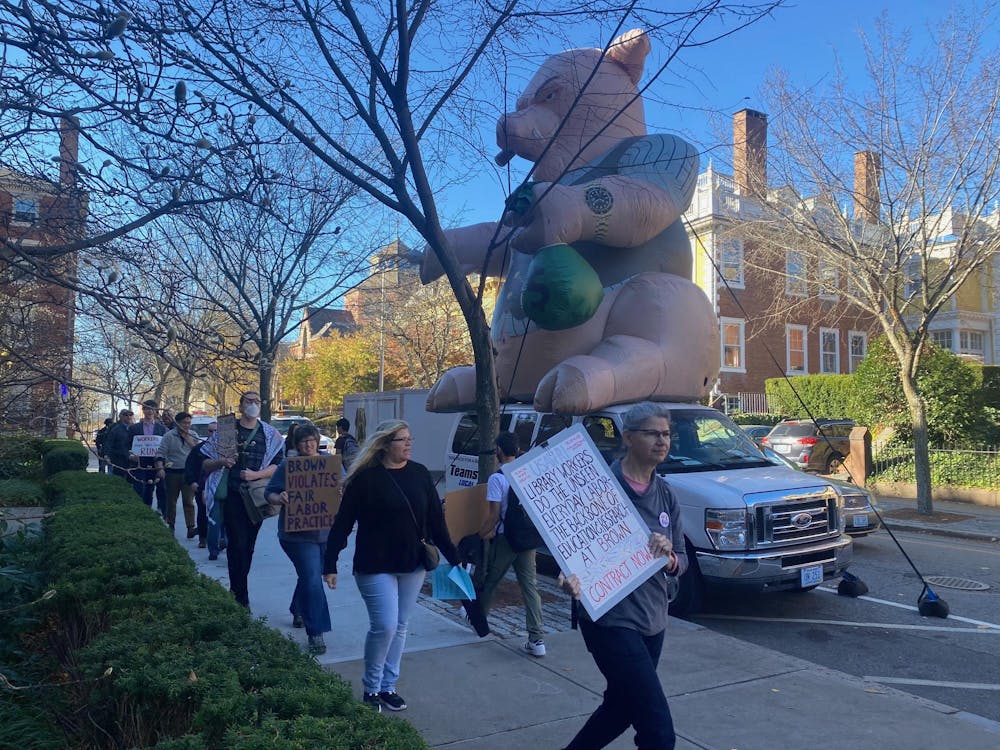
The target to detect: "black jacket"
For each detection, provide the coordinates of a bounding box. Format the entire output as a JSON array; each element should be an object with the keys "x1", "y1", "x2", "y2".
[{"x1": 324, "y1": 461, "x2": 458, "y2": 575}]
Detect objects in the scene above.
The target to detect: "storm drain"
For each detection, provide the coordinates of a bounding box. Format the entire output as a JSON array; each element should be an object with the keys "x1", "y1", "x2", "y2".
[{"x1": 924, "y1": 575, "x2": 991, "y2": 591}]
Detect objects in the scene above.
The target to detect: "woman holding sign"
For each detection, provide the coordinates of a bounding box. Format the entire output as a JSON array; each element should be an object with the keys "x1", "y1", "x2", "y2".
[
  {"x1": 558, "y1": 402, "x2": 687, "y2": 750},
  {"x1": 322, "y1": 420, "x2": 459, "y2": 714},
  {"x1": 266, "y1": 424, "x2": 335, "y2": 656}
]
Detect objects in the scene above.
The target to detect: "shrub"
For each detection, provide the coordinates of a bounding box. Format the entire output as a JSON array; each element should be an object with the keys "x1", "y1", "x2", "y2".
[
  {"x1": 851, "y1": 337, "x2": 989, "y2": 445},
  {"x1": 728, "y1": 412, "x2": 784, "y2": 426},
  {"x1": 41, "y1": 446, "x2": 89, "y2": 477},
  {"x1": 0, "y1": 433, "x2": 45, "y2": 480},
  {"x1": 40, "y1": 438, "x2": 87, "y2": 454},
  {"x1": 16, "y1": 465, "x2": 431, "y2": 749},
  {"x1": 764, "y1": 374, "x2": 854, "y2": 421},
  {"x1": 0, "y1": 478, "x2": 46, "y2": 507}
]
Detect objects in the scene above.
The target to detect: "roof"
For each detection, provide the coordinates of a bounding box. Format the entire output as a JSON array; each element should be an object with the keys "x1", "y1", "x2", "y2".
[{"x1": 302, "y1": 307, "x2": 356, "y2": 338}]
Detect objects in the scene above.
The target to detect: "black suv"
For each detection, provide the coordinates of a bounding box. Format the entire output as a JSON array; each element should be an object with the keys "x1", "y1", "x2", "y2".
[{"x1": 761, "y1": 419, "x2": 854, "y2": 474}]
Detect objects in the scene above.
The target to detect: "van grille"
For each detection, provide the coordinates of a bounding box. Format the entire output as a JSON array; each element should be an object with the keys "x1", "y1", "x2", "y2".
[{"x1": 752, "y1": 489, "x2": 839, "y2": 548}]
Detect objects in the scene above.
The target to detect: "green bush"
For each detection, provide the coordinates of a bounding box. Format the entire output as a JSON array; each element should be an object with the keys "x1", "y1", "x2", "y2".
[
  {"x1": 0, "y1": 433, "x2": 45, "y2": 480},
  {"x1": 0, "y1": 478, "x2": 46, "y2": 507},
  {"x1": 12, "y1": 466, "x2": 431, "y2": 750},
  {"x1": 40, "y1": 438, "x2": 86, "y2": 454},
  {"x1": 728, "y1": 412, "x2": 784, "y2": 426},
  {"x1": 765, "y1": 374, "x2": 854, "y2": 421},
  {"x1": 871, "y1": 446, "x2": 999, "y2": 490},
  {"x1": 41, "y1": 446, "x2": 89, "y2": 477},
  {"x1": 852, "y1": 337, "x2": 989, "y2": 445}
]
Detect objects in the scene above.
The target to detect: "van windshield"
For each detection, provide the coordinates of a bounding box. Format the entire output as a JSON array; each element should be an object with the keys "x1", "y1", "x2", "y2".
[{"x1": 658, "y1": 410, "x2": 772, "y2": 474}]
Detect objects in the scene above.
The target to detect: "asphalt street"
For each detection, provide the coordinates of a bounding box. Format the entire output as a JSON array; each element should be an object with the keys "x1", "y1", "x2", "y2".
[{"x1": 689, "y1": 529, "x2": 1000, "y2": 723}]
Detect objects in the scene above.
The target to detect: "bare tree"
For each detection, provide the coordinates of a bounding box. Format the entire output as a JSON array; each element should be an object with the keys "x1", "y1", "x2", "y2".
[
  {"x1": 3, "y1": 0, "x2": 782, "y2": 478},
  {"x1": 744, "y1": 6, "x2": 1000, "y2": 513}
]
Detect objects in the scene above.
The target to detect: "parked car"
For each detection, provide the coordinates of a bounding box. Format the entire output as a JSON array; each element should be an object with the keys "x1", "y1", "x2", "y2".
[
  {"x1": 760, "y1": 445, "x2": 880, "y2": 537},
  {"x1": 761, "y1": 418, "x2": 854, "y2": 474},
  {"x1": 190, "y1": 415, "x2": 217, "y2": 438},
  {"x1": 739, "y1": 424, "x2": 773, "y2": 447},
  {"x1": 270, "y1": 416, "x2": 333, "y2": 453}
]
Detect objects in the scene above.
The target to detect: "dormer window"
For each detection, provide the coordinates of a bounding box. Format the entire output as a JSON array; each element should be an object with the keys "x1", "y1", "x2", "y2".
[{"x1": 13, "y1": 197, "x2": 38, "y2": 223}]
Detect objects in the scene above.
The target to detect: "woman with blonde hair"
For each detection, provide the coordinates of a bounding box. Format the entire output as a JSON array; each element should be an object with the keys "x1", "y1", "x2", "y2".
[{"x1": 323, "y1": 420, "x2": 458, "y2": 713}]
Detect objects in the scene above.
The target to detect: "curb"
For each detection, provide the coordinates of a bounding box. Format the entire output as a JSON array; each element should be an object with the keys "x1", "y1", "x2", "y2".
[{"x1": 880, "y1": 520, "x2": 999, "y2": 544}]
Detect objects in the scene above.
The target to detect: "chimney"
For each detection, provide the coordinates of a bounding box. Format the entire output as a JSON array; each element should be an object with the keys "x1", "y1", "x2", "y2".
[
  {"x1": 59, "y1": 116, "x2": 80, "y2": 188},
  {"x1": 733, "y1": 109, "x2": 767, "y2": 197},
  {"x1": 853, "y1": 150, "x2": 881, "y2": 223}
]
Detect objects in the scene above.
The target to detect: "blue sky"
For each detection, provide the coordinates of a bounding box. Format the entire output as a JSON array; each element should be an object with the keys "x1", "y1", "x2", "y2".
[{"x1": 434, "y1": 0, "x2": 981, "y2": 228}]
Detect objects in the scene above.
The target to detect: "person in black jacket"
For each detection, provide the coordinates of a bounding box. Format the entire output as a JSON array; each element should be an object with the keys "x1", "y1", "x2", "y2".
[
  {"x1": 104, "y1": 409, "x2": 134, "y2": 479},
  {"x1": 323, "y1": 419, "x2": 458, "y2": 714}
]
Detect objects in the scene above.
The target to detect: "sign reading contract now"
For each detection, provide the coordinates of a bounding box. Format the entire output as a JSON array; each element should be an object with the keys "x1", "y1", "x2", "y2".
[
  {"x1": 503, "y1": 424, "x2": 667, "y2": 621},
  {"x1": 284, "y1": 455, "x2": 342, "y2": 533}
]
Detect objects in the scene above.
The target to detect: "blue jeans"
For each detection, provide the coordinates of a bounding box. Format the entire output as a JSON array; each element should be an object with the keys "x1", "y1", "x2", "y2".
[
  {"x1": 564, "y1": 619, "x2": 675, "y2": 750},
  {"x1": 279, "y1": 538, "x2": 332, "y2": 637},
  {"x1": 354, "y1": 567, "x2": 425, "y2": 694}
]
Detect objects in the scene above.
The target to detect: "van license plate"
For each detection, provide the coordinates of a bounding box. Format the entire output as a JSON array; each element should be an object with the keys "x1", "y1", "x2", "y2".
[
  {"x1": 800, "y1": 565, "x2": 823, "y2": 588},
  {"x1": 852, "y1": 514, "x2": 869, "y2": 527},
  {"x1": 775, "y1": 444, "x2": 791, "y2": 454}
]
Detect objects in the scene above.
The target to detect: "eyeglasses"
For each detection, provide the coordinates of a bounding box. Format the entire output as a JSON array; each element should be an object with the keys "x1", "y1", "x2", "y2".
[
  {"x1": 631, "y1": 429, "x2": 671, "y2": 440},
  {"x1": 390, "y1": 436, "x2": 414, "y2": 444}
]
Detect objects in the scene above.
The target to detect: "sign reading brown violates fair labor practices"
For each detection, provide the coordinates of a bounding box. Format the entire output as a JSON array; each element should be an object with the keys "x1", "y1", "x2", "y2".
[
  {"x1": 502, "y1": 423, "x2": 667, "y2": 620},
  {"x1": 284, "y1": 454, "x2": 342, "y2": 534}
]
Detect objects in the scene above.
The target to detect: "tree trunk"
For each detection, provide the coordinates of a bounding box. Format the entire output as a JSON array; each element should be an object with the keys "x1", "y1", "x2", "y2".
[
  {"x1": 182, "y1": 374, "x2": 194, "y2": 412},
  {"x1": 259, "y1": 357, "x2": 274, "y2": 422},
  {"x1": 900, "y1": 369, "x2": 934, "y2": 515}
]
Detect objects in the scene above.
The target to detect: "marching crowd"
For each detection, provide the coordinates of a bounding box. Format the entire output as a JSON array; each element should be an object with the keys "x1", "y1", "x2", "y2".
[{"x1": 92, "y1": 397, "x2": 685, "y2": 749}]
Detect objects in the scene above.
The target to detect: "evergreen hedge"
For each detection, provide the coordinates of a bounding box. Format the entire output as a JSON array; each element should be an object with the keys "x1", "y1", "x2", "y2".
[
  {"x1": 0, "y1": 478, "x2": 46, "y2": 506},
  {"x1": 764, "y1": 374, "x2": 854, "y2": 421},
  {"x1": 0, "y1": 433, "x2": 45, "y2": 479},
  {"x1": 41, "y1": 445, "x2": 89, "y2": 477},
  {"x1": 0, "y1": 470, "x2": 428, "y2": 750}
]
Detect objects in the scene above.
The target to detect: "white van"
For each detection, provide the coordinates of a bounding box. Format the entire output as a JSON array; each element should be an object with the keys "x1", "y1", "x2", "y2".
[{"x1": 445, "y1": 402, "x2": 857, "y2": 615}]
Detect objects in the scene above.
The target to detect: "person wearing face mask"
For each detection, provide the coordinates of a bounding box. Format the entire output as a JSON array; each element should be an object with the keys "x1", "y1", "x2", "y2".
[
  {"x1": 155, "y1": 412, "x2": 201, "y2": 536},
  {"x1": 202, "y1": 392, "x2": 284, "y2": 607}
]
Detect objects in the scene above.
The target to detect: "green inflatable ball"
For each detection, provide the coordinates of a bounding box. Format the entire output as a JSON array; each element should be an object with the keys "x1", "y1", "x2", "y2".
[{"x1": 521, "y1": 244, "x2": 604, "y2": 330}]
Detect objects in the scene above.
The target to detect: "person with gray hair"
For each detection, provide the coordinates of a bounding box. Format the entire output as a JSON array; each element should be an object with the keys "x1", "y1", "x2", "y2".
[
  {"x1": 323, "y1": 420, "x2": 460, "y2": 713},
  {"x1": 558, "y1": 401, "x2": 687, "y2": 750}
]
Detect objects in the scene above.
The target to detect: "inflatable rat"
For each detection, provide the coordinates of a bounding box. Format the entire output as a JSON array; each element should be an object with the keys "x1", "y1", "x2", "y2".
[{"x1": 421, "y1": 28, "x2": 719, "y2": 414}]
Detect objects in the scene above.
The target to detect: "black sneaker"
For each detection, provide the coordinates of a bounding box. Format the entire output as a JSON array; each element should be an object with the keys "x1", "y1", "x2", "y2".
[
  {"x1": 292, "y1": 614, "x2": 305, "y2": 629},
  {"x1": 378, "y1": 691, "x2": 407, "y2": 711},
  {"x1": 362, "y1": 692, "x2": 382, "y2": 712},
  {"x1": 307, "y1": 634, "x2": 326, "y2": 655}
]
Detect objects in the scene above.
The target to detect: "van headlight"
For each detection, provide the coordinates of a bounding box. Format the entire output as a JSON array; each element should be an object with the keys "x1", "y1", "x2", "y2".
[
  {"x1": 832, "y1": 484, "x2": 873, "y2": 510},
  {"x1": 705, "y1": 508, "x2": 748, "y2": 550}
]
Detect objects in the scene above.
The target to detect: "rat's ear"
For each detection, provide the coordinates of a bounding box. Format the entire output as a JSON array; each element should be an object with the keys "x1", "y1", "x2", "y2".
[{"x1": 606, "y1": 29, "x2": 650, "y2": 85}]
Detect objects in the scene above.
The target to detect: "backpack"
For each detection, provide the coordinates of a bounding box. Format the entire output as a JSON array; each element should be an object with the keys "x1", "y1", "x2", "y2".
[{"x1": 503, "y1": 486, "x2": 544, "y2": 552}]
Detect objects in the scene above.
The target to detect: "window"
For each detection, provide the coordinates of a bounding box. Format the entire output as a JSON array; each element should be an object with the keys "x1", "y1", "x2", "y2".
[
  {"x1": 718, "y1": 237, "x2": 744, "y2": 288},
  {"x1": 537, "y1": 413, "x2": 572, "y2": 445},
  {"x1": 785, "y1": 250, "x2": 807, "y2": 296},
  {"x1": 904, "y1": 268, "x2": 921, "y2": 301},
  {"x1": 720, "y1": 317, "x2": 746, "y2": 372},
  {"x1": 819, "y1": 261, "x2": 838, "y2": 299},
  {"x1": 724, "y1": 395, "x2": 741, "y2": 414},
  {"x1": 13, "y1": 197, "x2": 38, "y2": 223},
  {"x1": 959, "y1": 330, "x2": 985, "y2": 359},
  {"x1": 930, "y1": 329, "x2": 953, "y2": 351},
  {"x1": 820, "y1": 328, "x2": 840, "y2": 373},
  {"x1": 786, "y1": 324, "x2": 808, "y2": 374},
  {"x1": 848, "y1": 331, "x2": 868, "y2": 373}
]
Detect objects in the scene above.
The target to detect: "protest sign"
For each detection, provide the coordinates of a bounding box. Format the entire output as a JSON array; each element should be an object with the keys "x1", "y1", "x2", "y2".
[
  {"x1": 130, "y1": 434, "x2": 162, "y2": 458},
  {"x1": 443, "y1": 484, "x2": 488, "y2": 542},
  {"x1": 502, "y1": 423, "x2": 666, "y2": 620},
  {"x1": 216, "y1": 414, "x2": 237, "y2": 460},
  {"x1": 284, "y1": 454, "x2": 341, "y2": 533}
]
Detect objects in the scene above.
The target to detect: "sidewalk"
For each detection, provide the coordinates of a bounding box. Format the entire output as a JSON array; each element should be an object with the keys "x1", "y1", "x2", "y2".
[
  {"x1": 176, "y1": 515, "x2": 1000, "y2": 750},
  {"x1": 874, "y1": 494, "x2": 1000, "y2": 543}
]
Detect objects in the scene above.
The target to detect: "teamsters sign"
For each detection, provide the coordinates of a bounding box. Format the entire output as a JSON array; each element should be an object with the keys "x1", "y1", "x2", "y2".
[{"x1": 502, "y1": 423, "x2": 667, "y2": 620}]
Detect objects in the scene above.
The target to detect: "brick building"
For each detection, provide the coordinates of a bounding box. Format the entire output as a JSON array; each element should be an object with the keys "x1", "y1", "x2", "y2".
[
  {"x1": 0, "y1": 119, "x2": 85, "y2": 436},
  {"x1": 287, "y1": 307, "x2": 358, "y2": 360},
  {"x1": 684, "y1": 110, "x2": 878, "y2": 413}
]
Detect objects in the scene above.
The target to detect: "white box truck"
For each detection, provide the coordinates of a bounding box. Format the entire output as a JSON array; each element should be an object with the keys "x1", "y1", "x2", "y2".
[
  {"x1": 342, "y1": 389, "x2": 459, "y2": 488},
  {"x1": 445, "y1": 402, "x2": 860, "y2": 616}
]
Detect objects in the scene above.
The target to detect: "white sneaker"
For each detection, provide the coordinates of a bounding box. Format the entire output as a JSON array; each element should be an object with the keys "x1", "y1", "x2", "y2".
[{"x1": 522, "y1": 639, "x2": 546, "y2": 657}]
